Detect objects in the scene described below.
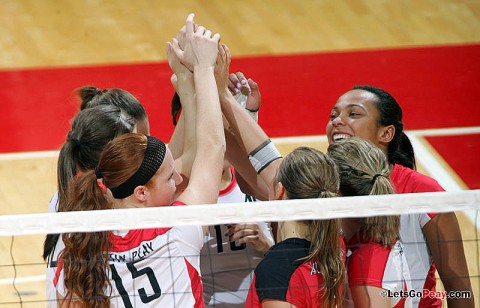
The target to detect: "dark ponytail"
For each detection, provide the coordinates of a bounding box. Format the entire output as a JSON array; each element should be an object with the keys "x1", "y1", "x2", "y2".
[
  {"x1": 78, "y1": 86, "x2": 104, "y2": 109},
  {"x1": 42, "y1": 105, "x2": 134, "y2": 261},
  {"x1": 392, "y1": 132, "x2": 416, "y2": 170}
]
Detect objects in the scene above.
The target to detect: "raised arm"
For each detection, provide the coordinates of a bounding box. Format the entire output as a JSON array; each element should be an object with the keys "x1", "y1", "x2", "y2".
[
  {"x1": 216, "y1": 46, "x2": 282, "y2": 199},
  {"x1": 166, "y1": 46, "x2": 196, "y2": 182},
  {"x1": 213, "y1": 47, "x2": 270, "y2": 200},
  {"x1": 171, "y1": 14, "x2": 225, "y2": 206}
]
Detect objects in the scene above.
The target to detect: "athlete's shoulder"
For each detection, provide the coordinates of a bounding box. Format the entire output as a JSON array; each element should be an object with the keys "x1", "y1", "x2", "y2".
[
  {"x1": 254, "y1": 240, "x2": 310, "y2": 303},
  {"x1": 391, "y1": 164, "x2": 444, "y2": 193},
  {"x1": 347, "y1": 233, "x2": 393, "y2": 284},
  {"x1": 255, "y1": 239, "x2": 310, "y2": 281}
]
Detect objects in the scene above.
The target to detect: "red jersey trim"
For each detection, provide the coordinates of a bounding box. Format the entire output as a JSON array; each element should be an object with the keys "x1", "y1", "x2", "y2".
[
  {"x1": 184, "y1": 257, "x2": 205, "y2": 308},
  {"x1": 53, "y1": 255, "x2": 63, "y2": 287},
  {"x1": 219, "y1": 166, "x2": 237, "y2": 196},
  {"x1": 110, "y1": 201, "x2": 186, "y2": 252}
]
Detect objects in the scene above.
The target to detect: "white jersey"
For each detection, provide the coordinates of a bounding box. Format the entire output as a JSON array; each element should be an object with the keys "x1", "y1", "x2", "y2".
[
  {"x1": 54, "y1": 223, "x2": 204, "y2": 307},
  {"x1": 200, "y1": 167, "x2": 273, "y2": 307},
  {"x1": 49, "y1": 199, "x2": 205, "y2": 307},
  {"x1": 399, "y1": 213, "x2": 438, "y2": 307}
]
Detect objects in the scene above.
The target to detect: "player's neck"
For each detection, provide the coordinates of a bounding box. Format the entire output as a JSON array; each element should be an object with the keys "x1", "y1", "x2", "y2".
[
  {"x1": 277, "y1": 221, "x2": 311, "y2": 242},
  {"x1": 341, "y1": 218, "x2": 360, "y2": 242}
]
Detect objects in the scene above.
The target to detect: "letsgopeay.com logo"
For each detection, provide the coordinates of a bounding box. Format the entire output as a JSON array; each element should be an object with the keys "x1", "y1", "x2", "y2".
[{"x1": 380, "y1": 289, "x2": 471, "y2": 300}]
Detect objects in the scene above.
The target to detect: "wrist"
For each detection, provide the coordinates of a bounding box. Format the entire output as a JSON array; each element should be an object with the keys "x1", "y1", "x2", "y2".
[
  {"x1": 245, "y1": 106, "x2": 260, "y2": 113},
  {"x1": 217, "y1": 86, "x2": 230, "y2": 98},
  {"x1": 193, "y1": 65, "x2": 215, "y2": 73}
]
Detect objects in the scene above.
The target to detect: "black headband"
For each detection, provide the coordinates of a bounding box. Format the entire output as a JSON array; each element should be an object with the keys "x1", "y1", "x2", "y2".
[{"x1": 110, "y1": 135, "x2": 166, "y2": 199}]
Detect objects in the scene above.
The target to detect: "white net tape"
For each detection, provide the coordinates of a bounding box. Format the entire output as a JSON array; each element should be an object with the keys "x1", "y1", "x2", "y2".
[{"x1": 0, "y1": 190, "x2": 479, "y2": 236}]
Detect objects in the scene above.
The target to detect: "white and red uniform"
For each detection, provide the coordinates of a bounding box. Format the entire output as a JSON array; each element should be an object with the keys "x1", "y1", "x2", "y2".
[
  {"x1": 347, "y1": 230, "x2": 413, "y2": 307},
  {"x1": 201, "y1": 166, "x2": 273, "y2": 307},
  {"x1": 53, "y1": 202, "x2": 205, "y2": 307},
  {"x1": 390, "y1": 164, "x2": 443, "y2": 307},
  {"x1": 45, "y1": 192, "x2": 61, "y2": 307}
]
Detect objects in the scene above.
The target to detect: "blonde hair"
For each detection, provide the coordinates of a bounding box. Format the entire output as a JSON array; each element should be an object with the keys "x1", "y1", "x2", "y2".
[
  {"x1": 327, "y1": 137, "x2": 399, "y2": 247},
  {"x1": 277, "y1": 147, "x2": 344, "y2": 307}
]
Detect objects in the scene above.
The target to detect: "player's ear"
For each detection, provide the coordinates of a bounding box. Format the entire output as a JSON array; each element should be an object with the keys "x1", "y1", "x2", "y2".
[
  {"x1": 133, "y1": 186, "x2": 148, "y2": 202},
  {"x1": 378, "y1": 124, "x2": 395, "y2": 145},
  {"x1": 274, "y1": 182, "x2": 286, "y2": 200}
]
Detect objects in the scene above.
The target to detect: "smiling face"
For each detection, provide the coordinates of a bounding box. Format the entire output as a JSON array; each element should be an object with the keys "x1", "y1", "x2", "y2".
[{"x1": 326, "y1": 89, "x2": 390, "y2": 153}]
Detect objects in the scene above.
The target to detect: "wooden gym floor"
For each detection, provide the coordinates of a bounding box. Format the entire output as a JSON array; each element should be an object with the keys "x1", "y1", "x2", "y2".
[{"x1": 0, "y1": 1, "x2": 479, "y2": 306}]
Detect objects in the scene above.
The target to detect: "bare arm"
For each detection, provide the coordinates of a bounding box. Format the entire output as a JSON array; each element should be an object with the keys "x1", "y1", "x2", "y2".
[
  {"x1": 423, "y1": 212, "x2": 474, "y2": 307},
  {"x1": 166, "y1": 56, "x2": 196, "y2": 181},
  {"x1": 216, "y1": 46, "x2": 281, "y2": 199},
  {"x1": 350, "y1": 286, "x2": 390, "y2": 308},
  {"x1": 168, "y1": 103, "x2": 184, "y2": 160},
  {"x1": 222, "y1": 72, "x2": 270, "y2": 200},
  {"x1": 261, "y1": 300, "x2": 298, "y2": 308},
  {"x1": 225, "y1": 128, "x2": 270, "y2": 200},
  {"x1": 172, "y1": 14, "x2": 225, "y2": 207}
]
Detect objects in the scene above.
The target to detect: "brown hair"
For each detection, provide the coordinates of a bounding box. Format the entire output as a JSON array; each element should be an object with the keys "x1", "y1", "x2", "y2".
[
  {"x1": 276, "y1": 147, "x2": 344, "y2": 308},
  {"x1": 327, "y1": 137, "x2": 400, "y2": 247},
  {"x1": 61, "y1": 133, "x2": 148, "y2": 307},
  {"x1": 78, "y1": 86, "x2": 147, "y2": 121},
  {"x1": 43, "y1": 105, "x2": 135, "y2": 261}
]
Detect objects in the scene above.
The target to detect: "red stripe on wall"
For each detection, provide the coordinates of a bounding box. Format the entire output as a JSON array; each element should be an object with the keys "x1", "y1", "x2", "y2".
[{"x1": 1, "y1": 44, "x2": 479, "y2": 153}]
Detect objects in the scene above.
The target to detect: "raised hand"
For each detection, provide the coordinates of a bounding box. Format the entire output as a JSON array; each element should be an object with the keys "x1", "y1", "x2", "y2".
[
  {"x1": 172, "y1": 13, "x2": 220, "y2": 71},
  {"x1": 228, "y1": 72, "x2": 250, "y2": 96},
  {"x1": 166, "y1": 43, "x2": 192, "y2": 90},
  {"x1": 214, "y1": 43, "x2": 231, "y2": 94},
  {"x1": 228, "y1": 72, "x2": 261, "y2": 112}
]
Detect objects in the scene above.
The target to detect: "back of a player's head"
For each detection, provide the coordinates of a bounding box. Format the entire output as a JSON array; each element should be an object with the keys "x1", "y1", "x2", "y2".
[
  {"x1": 78, "y1": 86, "x2": 147, "y2": 121},
  {"x1": 327, "y1": 137, "x2": 393, "y2": 196},
  {"x1": 327, "y1": 137, "x2": 399, "y2": 247},
  {"x1": 57, "y1": 105, "x2": 136, "y2": 210},
  {"x1": 277, "y1": 147, "x2": 344, "y2": 308},
  {"x1": 276, "y1": 146, "x2": 339, "y2": 200},
  {"x1": 59, "y1": 105, "x2": 135, "y2": 177}
]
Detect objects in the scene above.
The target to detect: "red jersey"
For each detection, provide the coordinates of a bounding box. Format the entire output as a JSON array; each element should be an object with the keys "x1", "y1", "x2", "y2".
[
  {"x1": 347, "y1": 230, "x2": 413, "y2": 307},
  {"x1": 245, "y1": 238, "x2": 341, "y2": 308}
]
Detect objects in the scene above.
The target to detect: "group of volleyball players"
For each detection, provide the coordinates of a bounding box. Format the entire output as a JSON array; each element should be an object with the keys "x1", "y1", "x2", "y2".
[{"x1": 43, "y1": 14, "x2": 474, "y2": 307}]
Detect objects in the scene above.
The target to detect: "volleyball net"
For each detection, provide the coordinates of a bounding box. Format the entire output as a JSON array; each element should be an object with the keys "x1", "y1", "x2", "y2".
[{"x1": 0, "y1": 190, "x2": 479, "y2": 307}]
